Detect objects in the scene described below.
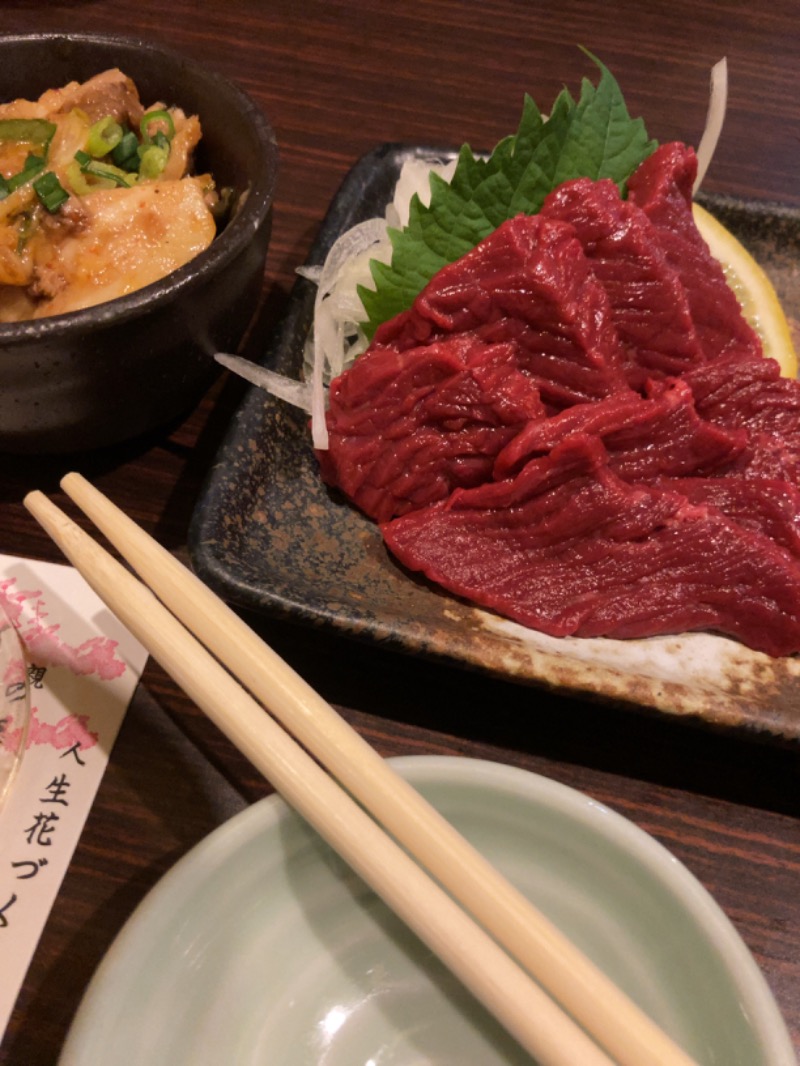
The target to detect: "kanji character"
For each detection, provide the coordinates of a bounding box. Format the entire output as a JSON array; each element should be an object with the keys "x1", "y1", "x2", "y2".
[
  {"x1": 40, "y1": 774, "x2": 70, "y2": 806},
  {"x1": 23, "y1": 812, "x2": 59, "y2": 846},
  {"x1": 27, "y1": 664, "x2": 47, "y2": 689}
]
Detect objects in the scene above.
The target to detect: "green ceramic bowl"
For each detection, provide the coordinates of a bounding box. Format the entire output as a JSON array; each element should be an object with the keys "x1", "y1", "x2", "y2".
[{"x1": 59, "y1": 756, "x2": 794, "y2": 1065}]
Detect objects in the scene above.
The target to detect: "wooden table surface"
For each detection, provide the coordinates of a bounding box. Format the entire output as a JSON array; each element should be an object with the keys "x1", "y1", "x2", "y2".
[{"x1": 1, "y1": 2, "x2": 799, "y2": 1063}]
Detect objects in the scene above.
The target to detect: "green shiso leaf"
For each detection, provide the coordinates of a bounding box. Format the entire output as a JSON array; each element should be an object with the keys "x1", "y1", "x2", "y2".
[{"x1": 358, "y1": 53, "x2": 657, "y2": 338}]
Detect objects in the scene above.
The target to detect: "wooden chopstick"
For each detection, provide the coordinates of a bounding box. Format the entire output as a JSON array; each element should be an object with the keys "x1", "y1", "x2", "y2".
[
  {"x1": 24, "y1": 480, "x2": 701, "y2": 1066},
  {"x1": 24, "y1": 488, "x2": 613, "y2": 1066},
  {"x1": 58, "y1": 473, "x2": 701, "y2": 1066}
]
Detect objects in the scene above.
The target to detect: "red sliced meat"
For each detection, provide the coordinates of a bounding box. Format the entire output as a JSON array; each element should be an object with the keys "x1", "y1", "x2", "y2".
[
  {"x1": 652, "y1": 475, "x2": 800, "y2": 559},
  {"x1": 382, "y1": 437, "x2": 800, "y2": 656},
  {"x1": 317, "y1": 334, "x2": 545, "y2": 522},
  {"x1": 540, "y1": 177, "x2": 704, "y2": 384},
  {"x1": 627, "y1": 143, "x2": 763, "y2": 365},
  {"x1": 373, "y1": 213, "x2": 633, "y2": 409},
  {"x1": 493, "y1": 377, "x2": 747, "y2": 481},
  {"x1": 684, "y1": 356, "x2": 800, "y2": 483},
  {"x1": 316, "y1": 143, "x2": 800, "y2": 656},
  {"x1": 685, "y1": 354, "x2": 800, "y2": 439}
]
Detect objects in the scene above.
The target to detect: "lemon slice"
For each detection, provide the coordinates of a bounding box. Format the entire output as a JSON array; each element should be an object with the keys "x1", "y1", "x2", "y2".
[{"x1": 692, "y1": 202, "x2": 798, "y2": 378}]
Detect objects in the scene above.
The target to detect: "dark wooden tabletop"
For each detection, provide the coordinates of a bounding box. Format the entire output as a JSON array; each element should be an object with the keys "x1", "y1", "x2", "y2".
[{"x1": 1, "y1": 2, "x2": 799, "y2": 1063}]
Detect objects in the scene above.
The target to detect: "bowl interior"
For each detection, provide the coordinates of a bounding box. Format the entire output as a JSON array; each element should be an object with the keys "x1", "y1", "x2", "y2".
[{"x1": 58, "y1": 756, "x2": 795, "y2": 1066}]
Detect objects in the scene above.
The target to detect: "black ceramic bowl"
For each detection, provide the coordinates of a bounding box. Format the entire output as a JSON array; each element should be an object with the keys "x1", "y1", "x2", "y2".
[{"x1": 0, "y1": 32, "x2": 278, "y2": 453}]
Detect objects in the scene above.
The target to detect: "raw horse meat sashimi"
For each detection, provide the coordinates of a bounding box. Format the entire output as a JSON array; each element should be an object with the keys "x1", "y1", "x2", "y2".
[{"x1": 318, "y1": 143, "x2": 800, "y2": 655}]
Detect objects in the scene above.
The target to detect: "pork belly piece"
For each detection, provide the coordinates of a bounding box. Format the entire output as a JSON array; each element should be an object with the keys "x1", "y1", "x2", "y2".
[
  {"x1": 372, "y1": 214, "x2": 633, "y2": 409},
  {"x1": 382, "y1": 436, "x2": 800, "y2": 656},
  {"x1": 36, "y1": 68, "x2": 145, "y2": 126},
  {"x1": 23, "y1": 177, "x2": 215, "y2": 318},
  {"x1": 540, "y1": 177, "x2": 705, "y2": 385},
  {"x1": 318, "y1": 334, "x2": 545, "y2": 522},
  {"x1": 627, "y1": 143, "x2": 763, "y2": 366}
]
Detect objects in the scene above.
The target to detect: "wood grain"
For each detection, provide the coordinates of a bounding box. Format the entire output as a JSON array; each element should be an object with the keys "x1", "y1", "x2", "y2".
[{"x1": 0, "y1": 2, "x2": 798, "y2": 1063}]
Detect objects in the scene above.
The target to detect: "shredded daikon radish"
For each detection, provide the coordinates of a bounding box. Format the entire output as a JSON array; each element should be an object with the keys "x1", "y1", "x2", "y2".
[
  {"x1": 388, "y1": 156, "x2": 458, "y2": 228},
  {"x1": 215, "y1": 353, "x2": 313, "y2": 411},
  {"x1": 306, "y1": 220, "x2": 392, "y2": 383},
  {"x1": 308, "y1": 217, "x2": 392, "y2": 448},
  {"x1": 693, "y1": 58, "x2": 728, "y2": 194},
  {"x1": 219, "y1": 155, "x2": 457, "y2": 449},
  {"x1": 308, "y1": 156, "x2": 458, "y2": 447}
]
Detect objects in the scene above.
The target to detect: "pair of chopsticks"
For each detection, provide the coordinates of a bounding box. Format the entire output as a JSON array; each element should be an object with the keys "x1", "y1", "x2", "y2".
[{"x1": 25, "y1": 475, "x2": 700, "y2": 1066}]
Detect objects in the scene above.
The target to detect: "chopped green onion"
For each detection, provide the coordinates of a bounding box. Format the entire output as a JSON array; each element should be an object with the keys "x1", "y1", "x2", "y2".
[
  {"x1": 137, "y1": 143, "x2": 169, "y2": 180},
  {"x1": 0, "y1": 118, "x2": 56, "y2": 148},
  {"x1": 73, "y1": 150, "x2": 136, "y2": 188},
  {"x1": 111, "y1": 129, "x2": 139, "y2": 171},
  {"x1": 0, "y1": 174, "x2": 9, "y2": 202},
  {"x1": 86, "y1": 116, "x2": 123, "y2": 158},
  {"x1": 140, "y1": 109, "x2": 175, "y2": 144},
  {"x1": 33, "y1": 171, "x2": 69, "y2": 213},
  {"x1": 66, "y1": 160, "x2": 96, "y2": 195},
  {"x1": 7, "y1": 153, "x2": 46, "y2": 192},
  {"x1": 86, "y1": 162, "x2": 136, "y2": 188}
]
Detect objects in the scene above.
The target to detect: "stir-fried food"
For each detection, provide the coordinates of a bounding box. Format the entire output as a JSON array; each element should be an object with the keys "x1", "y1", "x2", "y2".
[{"x1": 0, "y1": 69, "x2": 217, "y2": 321}]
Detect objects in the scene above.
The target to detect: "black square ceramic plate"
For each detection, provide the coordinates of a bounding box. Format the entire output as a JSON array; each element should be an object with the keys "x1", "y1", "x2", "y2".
[{"x1": 189, "y1": 144, "x2": 800, "y2": 740}]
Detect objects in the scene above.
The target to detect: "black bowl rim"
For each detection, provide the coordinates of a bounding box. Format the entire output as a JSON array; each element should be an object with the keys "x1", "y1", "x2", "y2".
[{"x1": 0, "y1": 30, "x2": 279, "y2": 345}]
